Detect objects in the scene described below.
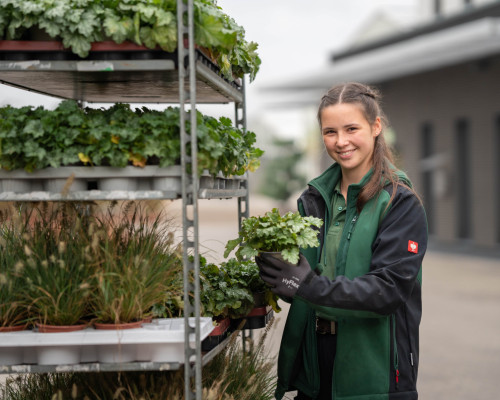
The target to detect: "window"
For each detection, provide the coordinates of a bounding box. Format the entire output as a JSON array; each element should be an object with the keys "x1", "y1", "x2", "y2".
[
  {"x1": 421, "y1": 123, "x2": 434, "y2": 234},
  {"x1": 455, "y1": 119, "x2": 471, "y2": 239}
]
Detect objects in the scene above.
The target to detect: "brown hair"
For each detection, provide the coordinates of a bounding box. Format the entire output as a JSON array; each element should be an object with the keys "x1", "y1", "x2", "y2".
[{"x1": 317, "y1": 82, "x2": 401, "y2": 212}]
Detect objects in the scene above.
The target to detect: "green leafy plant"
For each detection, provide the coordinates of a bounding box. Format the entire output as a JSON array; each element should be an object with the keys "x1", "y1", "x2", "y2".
[
  {"x1": 0, "y1": 0, "x2": 261, "y2": 81},
  {"x1": 0, "y1": 102, "x2": 263, "y2": 175},
  {"x1": 221, "y1": 258, "x2": 280, "y2": 314},
  {"x1": 224, "y1": 208, "x2": 323, "y2": 264},
  {"x1": 200, "y1": 257, "x2": 254, "y2": 319},
  {"x1": 200, "y1": 257, "x2": 281, "y2": 319}
]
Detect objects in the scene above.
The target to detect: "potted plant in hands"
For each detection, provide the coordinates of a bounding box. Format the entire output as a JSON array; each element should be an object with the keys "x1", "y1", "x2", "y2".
[{"x1": 224, "y1": 207, "x2": 323, "y2": 265}]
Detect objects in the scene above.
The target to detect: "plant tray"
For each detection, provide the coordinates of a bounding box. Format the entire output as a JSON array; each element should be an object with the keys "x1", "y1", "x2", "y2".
[
  {"x1": 0, "y1": 318, "x2": 214, "y2": 366},
  {"x1": 0, "y1": 166, "x2": 247, "y2": 201},
  {"x1": 0, "y1": 41, "x2": 242, "y2": 104},
  {"x1": 231, "y1": 306, "x2": 274, "y2": 330},
  {"x1": 201, "y1": 317, "x2": 232, "y2": 352}
]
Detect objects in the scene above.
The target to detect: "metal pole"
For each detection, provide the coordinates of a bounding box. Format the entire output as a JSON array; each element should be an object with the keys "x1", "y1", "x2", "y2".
[{"x1": 177, "y1": 0, "x2": 201, "y2": 399}]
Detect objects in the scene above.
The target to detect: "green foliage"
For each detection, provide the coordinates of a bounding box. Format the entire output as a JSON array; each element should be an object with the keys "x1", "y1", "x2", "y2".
[
  {"x1": 88, "y1": 201, "x2": 184, "y2": 324},
  {"x1": 200, "y1": 257, "x2": 280, "y2": 318},
  {"x1": 0, "y1": 201, "x2": 184, "y2": 326},
  {"x1": 0, "y1": 0, "x2": 261, "y2": 81},
  {"x1": 200, "y1": 257, "x2": 254, "y2": 319},
  {"x1": 0, "y1": 211, "x2": 29, "y2": 327},
  {"x1": 0, "y1": 203, "x2": 94, "y2": 326},
  {"x1": 0, "y1": 102, "x2": 264, "y2": 176},
  {"x1": 224, "y1": 208, "x2": 323, "y2": 264}
]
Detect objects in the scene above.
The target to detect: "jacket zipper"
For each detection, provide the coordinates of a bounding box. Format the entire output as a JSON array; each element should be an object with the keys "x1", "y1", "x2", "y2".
[
  {"x1": 403, "y1": 304, "x2": 416, "y2": 380},
  {"x1": 346, "y1": 215, "x2": 358, "y2": 240},
  {"x1": 391, "y1": 314, "x2": 400, "y2": 390},
  {"x1": 337, "y1": 215, "x2": 357, "y2": 276}
]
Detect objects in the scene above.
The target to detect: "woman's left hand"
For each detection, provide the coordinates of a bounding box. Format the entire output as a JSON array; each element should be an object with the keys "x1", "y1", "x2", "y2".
[{"x1": 255, "y1": 253, "x2": 312, "y2": 298}]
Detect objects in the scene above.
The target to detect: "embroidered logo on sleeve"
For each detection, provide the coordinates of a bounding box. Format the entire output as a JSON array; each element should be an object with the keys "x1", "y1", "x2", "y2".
[{"x1": 408, "y1": 240, "x2": 418, "y2": 253}]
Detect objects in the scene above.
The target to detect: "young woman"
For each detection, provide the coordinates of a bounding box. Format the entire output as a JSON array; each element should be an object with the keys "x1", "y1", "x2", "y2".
[{"x1": 256, "y1": 82, "x2": 427, "y2": 400}]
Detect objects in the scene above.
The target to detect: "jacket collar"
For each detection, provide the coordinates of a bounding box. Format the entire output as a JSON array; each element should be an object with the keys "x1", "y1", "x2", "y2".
[{"x1": 308, "y1": 163, "x2": 373, "y2": 204}]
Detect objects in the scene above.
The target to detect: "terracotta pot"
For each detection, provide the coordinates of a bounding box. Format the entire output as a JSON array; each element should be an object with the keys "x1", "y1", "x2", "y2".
[
  {"x1": 210, "y1": 317, "x2": 231, "y2": 337},
  {"x1": 37, "y1": 323, "x2": 88, "y2": 333},
  {"x1": 0, "y1": 324, "x2": 28, "y2": 332},
  {"x1": 94, "y1": 320, "x2": 143, "y2": 330}
]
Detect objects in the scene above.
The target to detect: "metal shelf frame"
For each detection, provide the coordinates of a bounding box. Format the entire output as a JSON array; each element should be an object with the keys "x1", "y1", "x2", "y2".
[{"x1": 0, "y1": 2, "x2": 248, "y2": 399}]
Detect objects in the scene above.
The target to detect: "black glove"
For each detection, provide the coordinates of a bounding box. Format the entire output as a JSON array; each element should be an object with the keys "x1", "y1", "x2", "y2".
[{"x1": 255, "y1": 253, "x2": 312, "y2": 298}]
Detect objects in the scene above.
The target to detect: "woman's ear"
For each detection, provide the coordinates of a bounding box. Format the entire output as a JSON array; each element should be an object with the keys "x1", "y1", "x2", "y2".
[{"x1": 373, "y1": 117, "x2": 382, "y2": 136}]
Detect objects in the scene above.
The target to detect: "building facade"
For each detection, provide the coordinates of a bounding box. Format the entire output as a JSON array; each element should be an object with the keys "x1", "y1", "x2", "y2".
[
  {"x1": 348, "y1": 0, "x2": 500, "y2": 250},
  {"x1": 286, "y1": 0, "x2": 500, "y2": 251}
]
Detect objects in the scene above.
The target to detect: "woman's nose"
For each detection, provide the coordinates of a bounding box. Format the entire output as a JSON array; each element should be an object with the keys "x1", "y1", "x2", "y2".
[{"x1": 337, "y1": 131, "x2": 349, "y2": 147}]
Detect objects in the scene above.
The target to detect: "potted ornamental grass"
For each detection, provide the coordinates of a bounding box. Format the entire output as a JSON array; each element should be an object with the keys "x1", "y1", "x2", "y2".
[
  {"x1": 0, "y1": 225, "x2": 29, "y2": 331},
  {"x1": 89, "y1": 202, "x2": 185, "y2": 329},
  {"x1": 0, "y1": 203, "x2": 94, "y2": 332},
  {"x1": 224, "y1": 207, "x2": 323, "y2": 265}
]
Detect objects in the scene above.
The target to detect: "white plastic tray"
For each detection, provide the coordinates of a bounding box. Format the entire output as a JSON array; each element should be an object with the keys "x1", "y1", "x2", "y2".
[{"x1": 0, "y1": 318, "x2": 214, "y2": 365}]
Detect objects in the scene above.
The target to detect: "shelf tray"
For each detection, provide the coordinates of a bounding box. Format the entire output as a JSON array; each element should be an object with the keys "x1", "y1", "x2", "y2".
[
  {"x1": 0, "y1": 41, "x2": 243, "y2": 103},
  {"x1": 0, "y1": 166, "x2": 248, "y2": 201}
]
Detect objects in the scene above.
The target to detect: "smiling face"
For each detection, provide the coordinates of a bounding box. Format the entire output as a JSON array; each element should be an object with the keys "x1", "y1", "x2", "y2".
[{"x1": 320, "y1": 102, "x2": 381, "y2": 184}]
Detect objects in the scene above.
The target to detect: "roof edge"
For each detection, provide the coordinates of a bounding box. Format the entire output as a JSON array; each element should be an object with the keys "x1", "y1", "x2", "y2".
[{"x1": 332, "y1": 1, "x2": 500, "y2": 61}]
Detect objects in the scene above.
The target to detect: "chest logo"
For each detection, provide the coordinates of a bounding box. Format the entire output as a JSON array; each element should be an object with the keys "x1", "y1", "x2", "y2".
[{"x1": 408, "y1": 240, "x2": 418, "y2": 253}]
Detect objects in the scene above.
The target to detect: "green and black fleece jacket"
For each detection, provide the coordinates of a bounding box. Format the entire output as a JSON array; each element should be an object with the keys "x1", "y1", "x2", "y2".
[{"x1": 275, "y1": 163, "x2": 427, "y2": 400}]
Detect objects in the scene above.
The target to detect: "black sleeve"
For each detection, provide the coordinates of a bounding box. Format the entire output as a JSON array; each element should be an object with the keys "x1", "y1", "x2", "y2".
[{"x1": 296, "y1": 186, "x2": 427, "y2": 318}]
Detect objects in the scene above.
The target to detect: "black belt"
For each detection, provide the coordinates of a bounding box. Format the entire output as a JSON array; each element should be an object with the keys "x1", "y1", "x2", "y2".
[{"x1": 316, "y1": 317, "x2": 336, "y2": 335}]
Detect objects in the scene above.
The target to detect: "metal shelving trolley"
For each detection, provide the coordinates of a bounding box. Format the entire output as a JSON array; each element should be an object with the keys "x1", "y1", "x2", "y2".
[{"x1": 0, "y1": 1, "x2": 249, "y2": 399}]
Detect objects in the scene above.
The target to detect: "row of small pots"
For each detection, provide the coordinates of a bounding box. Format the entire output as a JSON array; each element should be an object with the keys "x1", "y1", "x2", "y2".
[
  {"x1": 0, "y1": 176, "x2": 244, "y2": 193},
  {"x1": 0, "y1": 318, "x2": 215, "y2": 366}
]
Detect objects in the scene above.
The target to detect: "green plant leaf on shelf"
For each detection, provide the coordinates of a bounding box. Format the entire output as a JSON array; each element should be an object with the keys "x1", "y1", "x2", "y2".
[
  {"x1": 0, "y1": 101, "x2": 264, "y2": 176},
  {"x1": 0, "y1": 0, "x2": 260, "y2": 81}
]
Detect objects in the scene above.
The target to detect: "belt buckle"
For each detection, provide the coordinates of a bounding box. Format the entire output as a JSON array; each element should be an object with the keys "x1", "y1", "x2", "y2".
[{"x1": 316, "y1": 318, "x2": 336, "y2": 335}]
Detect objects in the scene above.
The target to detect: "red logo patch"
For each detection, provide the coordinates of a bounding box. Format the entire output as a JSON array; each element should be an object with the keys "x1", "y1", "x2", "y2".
[{"x1": 408, "y1": 240, "x2": 418, "y2": 253}]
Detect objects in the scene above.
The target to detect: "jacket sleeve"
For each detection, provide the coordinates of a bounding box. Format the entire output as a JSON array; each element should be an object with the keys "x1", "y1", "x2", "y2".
[{"x1": 296, "y1": 186, "x2": 427, "y2": 319}]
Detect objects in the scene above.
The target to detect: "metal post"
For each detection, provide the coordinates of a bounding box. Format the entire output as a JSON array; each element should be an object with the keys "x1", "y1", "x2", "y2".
[
  {"x1": 236, "y1": 77, "x2": 248, "y2": 228},
  {"x1": 235, "y1": 77, "x2": 252, "y2": 352},
  {"x1": 177, "y1": 0, "x2": 201, "y2": 399}
]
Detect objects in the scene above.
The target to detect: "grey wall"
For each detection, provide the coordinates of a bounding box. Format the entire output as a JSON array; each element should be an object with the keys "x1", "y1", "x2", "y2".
[{"x1": 380, "y1": 55, "x2": 500, "y2": 248}]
